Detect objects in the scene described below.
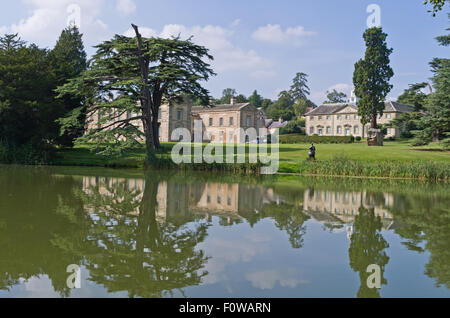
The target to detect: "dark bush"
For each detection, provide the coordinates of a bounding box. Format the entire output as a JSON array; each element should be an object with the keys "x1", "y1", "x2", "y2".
[
  {"x1": 279, "y1": 134, "x2": 355, "y2": 144},
  {"x1": 279, "y1": 119, "x2": 306, "y2": 135},
  {"x1": 355, "y1": 136, "x2": 362, "y2": 142}
]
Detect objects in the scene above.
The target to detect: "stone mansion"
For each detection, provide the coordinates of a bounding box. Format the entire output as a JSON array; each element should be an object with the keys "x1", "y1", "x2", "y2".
[
  {"x1": 86, "y1": 96, "x2": 271, "y2": 143},
  {"x1": 305, "y1": 98, "x2": 415, "y2": 139}
]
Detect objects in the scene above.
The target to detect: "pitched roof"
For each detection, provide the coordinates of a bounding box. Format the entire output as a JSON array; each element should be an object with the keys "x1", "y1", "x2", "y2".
[
  {"x1": 192, "y1": 103, "x2": 251, "y2": 113},
  {"x1": 268, "y1": 121, "x2": 288, "y2": 129},
  {"x1": 387, "y1": 101, "x2": 416, "y2": 112},
  {"x1": 305, "y1": 104, "x2": 348, "y2": 116},
  {"x1": 305, "y1": 101, "x2": 415, "y2": 116}
]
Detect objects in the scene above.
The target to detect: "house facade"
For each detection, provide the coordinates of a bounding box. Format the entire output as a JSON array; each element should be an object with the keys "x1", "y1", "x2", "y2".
[
  {"x1": 86, "y1": 96, "x2": 267, "y2": 143},
  {"x1": 191, "y1": 97, "x2": 266, "y2": 143},
  {"x1": 305, "y1": 101, "x2": 415, "y2": 138}
]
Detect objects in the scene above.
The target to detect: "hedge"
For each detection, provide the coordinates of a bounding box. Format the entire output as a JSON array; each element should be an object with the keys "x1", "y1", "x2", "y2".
[{"x1": 279, "y1": 134, "x2": 355, "y2": 144}]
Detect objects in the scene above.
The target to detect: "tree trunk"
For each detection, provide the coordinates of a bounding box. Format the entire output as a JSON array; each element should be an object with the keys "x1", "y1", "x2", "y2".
[
  {"x1": 371, "y1": 113, "x2": 377, "y2": 129},
  {"x1": 132, "y1": 24, "x2": 157, "y2": 161},
  {"x1": 433, "y1": 129, "x2": 440, "y2": 142}
]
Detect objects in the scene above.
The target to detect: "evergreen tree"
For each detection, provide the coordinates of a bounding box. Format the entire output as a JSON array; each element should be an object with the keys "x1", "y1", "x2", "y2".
[
  {"x1": 56, "y1": 25, "x2": 215, "y2": 160},
  {"x1": 49, "y1": 26, "x2": 87, "y2": 147},
  {"x1": 353, "y1": 27, "x2": 394, "y2": 131},
  {"x1": 412, "y1": 18, "x2": 450, "y2": 147},
  {"x1": 289, "y1": 72, "x2": 310, "y2": 102},
  {"x1": 248, "y1": 90, "x2": 262, "y2": 108}
]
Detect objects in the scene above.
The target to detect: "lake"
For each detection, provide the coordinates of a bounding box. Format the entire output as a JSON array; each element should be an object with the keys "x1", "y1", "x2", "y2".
[{"x1": 0, "y1": 165, "x2": 449, "y2": 298}]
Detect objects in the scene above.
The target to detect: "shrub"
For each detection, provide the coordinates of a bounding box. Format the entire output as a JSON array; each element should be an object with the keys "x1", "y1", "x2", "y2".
[
  {"x1": 355, "y1": 136, "x2": 362, "y2": 142},
  {"x1": 279, "y1": 119, "x2": 305, "y2": 135},
  {"x1": 279, "y1": 134, "x2": 355, "y2": 144},
  {"x1": 0, "y1": 142, "x2": 55, "y2": 165}
]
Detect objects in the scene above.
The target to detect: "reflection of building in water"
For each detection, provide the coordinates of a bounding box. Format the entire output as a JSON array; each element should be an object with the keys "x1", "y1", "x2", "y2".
[
  {"x1": 82, "y1": 177, "x2": 283, "y2": 224},
  {"x1": 303, "y1": 188, "x2": 395, "y2": 233}
]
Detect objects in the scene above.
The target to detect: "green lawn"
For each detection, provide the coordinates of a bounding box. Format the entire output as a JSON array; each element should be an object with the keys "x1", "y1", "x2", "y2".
[
  {"x1": 55, "y1": 140, "x2": 450, "y2": 167},
  {"x1": 52, "y1": 140, "x2": 449, "y2": 180},
  {"x1": 278, "y1": 140, "x2": 450, "y2": 164}
]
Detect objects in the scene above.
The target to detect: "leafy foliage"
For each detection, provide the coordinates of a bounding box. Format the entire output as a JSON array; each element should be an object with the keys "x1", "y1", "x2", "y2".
[
  {"x1": 56, "y1": 27, "x2": 215, "y2": 160},
  {"x1": 353, "y1": 27, "x2": 394, "y2": 128}
]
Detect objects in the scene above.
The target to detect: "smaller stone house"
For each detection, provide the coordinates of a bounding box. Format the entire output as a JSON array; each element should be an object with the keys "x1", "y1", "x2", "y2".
[
  {"x1": 305, "y1": 101, "x2": 415, "y2": 138},
  {"x1": 191, "y1": 97, "x2": 266, "y2": 143}
]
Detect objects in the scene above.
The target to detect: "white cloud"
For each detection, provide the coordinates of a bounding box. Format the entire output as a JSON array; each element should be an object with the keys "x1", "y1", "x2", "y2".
[
  {"x1": 311, "y1": 83, "x2": 353, "y2": 105},
  {"x1": 0, "y1": 0, "x2": 109, "y2": 49},
  {"x1": 124, "y1": 23, "x2": 275, "y2": 74},
  {"x1": 116, "y1": 0, "x2": 136, "y2": 15},
  {"x1": 245, "y1": 269, "x2": 309, "y2": 290},
  {"x1": 252, "y1": 24, "x2": 316, "y2": 45},
  {"x1": 328, "y1": 83, "x2": 352, "y2": 96}
]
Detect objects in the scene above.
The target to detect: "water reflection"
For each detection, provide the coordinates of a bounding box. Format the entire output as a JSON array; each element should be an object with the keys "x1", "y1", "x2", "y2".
[{"x1": 0, "y1": 167, "x2": 449, "y2": 297}]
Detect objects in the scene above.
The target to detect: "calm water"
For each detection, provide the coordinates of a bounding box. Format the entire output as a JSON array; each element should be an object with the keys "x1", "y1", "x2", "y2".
[{"x1": 0, "y1": 165, "x2": 449, "y2": 298}]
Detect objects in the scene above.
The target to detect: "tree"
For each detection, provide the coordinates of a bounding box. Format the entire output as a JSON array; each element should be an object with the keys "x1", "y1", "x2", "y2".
[
  {"x1": 424, "y1": 0, "x2": 449, "y2": 16},
  {"x1": 289, "y1": 72, "x2": 310, "y2": 102},
  {"x1": 397, "y1": 82, "x2": 429, "y2": 111},
  {"x1": 261, "y1": 98, "x2": 272, "y2": 110},
  {"x1": 215, "y1": 88, "x2": 237, "y2": 104},
  {"x1": 49, "y1": 26, "x2": 87, "y2": 147},
  {"x1": 353, "y1": 27, "x2": 394, "y2": 132},
  {"x1": 0, "y1": 33, "x2": 25, "y2": 51},
  {"x1": 57, "y1": 25, "x2": 215, "y2": 161},
  {"x1": 235, "y1": 94, "x2": 248, "y2": 103},
  {"x1": 324, "y1": 89, "x2": 347, "y2": 104},
  {"x1": 0, "y1": 35, "x2": 57, "y2": 162},
  {"x1": 248, "y1": 90, "x2": 262, "y2": 108},
  {"x1": 412, "y1": 19, "x2": 450, "y2": 146},
  {"x1": 267, "y1": 91, "x2": 295, "y2": 121},
  {"x1": 348, "y1": 207, "x2": 390, "y2": 298}
]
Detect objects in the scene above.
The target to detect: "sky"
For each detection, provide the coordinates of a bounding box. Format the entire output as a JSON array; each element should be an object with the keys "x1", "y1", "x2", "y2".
[{"x1": 0, "y1": 0, "x2": 448, "y2": 104}]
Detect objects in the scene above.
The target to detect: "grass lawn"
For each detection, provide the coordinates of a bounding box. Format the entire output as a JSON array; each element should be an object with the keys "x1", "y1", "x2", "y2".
[
  {"x1": 53, "y1": 140, "x2": 449, "y2": 180},
  {"x1": 278, "y1": 140, "x2": 450, "y2": 164}
]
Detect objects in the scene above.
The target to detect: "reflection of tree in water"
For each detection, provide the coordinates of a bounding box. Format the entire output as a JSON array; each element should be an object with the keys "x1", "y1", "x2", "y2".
[
  {"x1": 348, "y1": 207, "x2": 389, "y2": 298},
  {"x1": 0, "y1": 167, "x2": 86, "y2": 297},
  {"x1": 241, "y1": 201, "x2": 309, "y2": 249},
  {"x1": 73, "y1": 173, "x2": 210, "y2": 298},
  {"x1": 390, "y1": 193, "x2": 450, "y2": 289}
]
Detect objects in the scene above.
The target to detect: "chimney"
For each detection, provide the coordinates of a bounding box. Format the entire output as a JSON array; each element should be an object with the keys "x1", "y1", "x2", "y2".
[{"x1": 230, "y1": 96, "x2": 236, "y2": 105}]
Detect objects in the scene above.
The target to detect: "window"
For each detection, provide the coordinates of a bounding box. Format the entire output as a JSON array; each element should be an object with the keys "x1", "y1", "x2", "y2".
[
  {"x1": 354, "y1": 126, "x2": 359, "y2": 134},
  {"x1": 318, "y1": 116, "x2": 322, "y2": 120},
  {"x1": 318, "y1": 128, "x2": 323, "y2": 136},
  {"x1": 246, "y1": 116, "x2": 252, "y2": 126},
  {"x1": 386, "y1": 113, "x2": 391, "y2": 119},
  {"x1": 209, "y1": 118, "x2": 213, "y2": 126},
  {"x1": 227, "y1": 196, "x2": 232, "y2": 206},
  {"x1": 229, "y1": 117, "x2": 234, "y2": 126},
  {"x1": 337, "y1": 126, "x2": 342, "y2": 134},
  {"x1": 326, "y1": 115, "x2": 331, "y2": 120},
  {"x1": 158, "y1": 126, "x2": 161, "y2": 138},
  {"x1": 337, "y1": 115, "x2": 342, "y2": 120},
  {"x1": 219, "y1": 117, "x2": 224, "y2": 126},
  {"x1": 177, "y1": 110, "x2": 183, "y2": 120},
  {"x1": 345, "y1": 114, "x2": 350, "y2": 120},
  {"x1": 354, "y1": 114, "x2": 358, "y2": 119},
  {"x1": 326, "y1": 126, "x2": 331, "y2": 134},
  {"x1": 310, "y1": 116, "x2": 314, "y2": 120},
  {"x1": 217, "y1": 196, "x2": 221, "y2": 204},
  {"x1": 345, "y1": 127, "x2": 351, "y2": 136},
  {"x1": 207, "y1": 195, "x2": 211, "y2": 203},
  {"x1": 158, "y1": 110, "x2": 162, "y2": 120},
  {"x1": 310, "y1": 127, "x2": 314, "y2": 134}
]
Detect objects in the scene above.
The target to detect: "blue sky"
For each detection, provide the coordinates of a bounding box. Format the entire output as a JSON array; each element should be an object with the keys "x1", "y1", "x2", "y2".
[{"x1": 0, "y1": 0, "x2": 448, "y2": 104}]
